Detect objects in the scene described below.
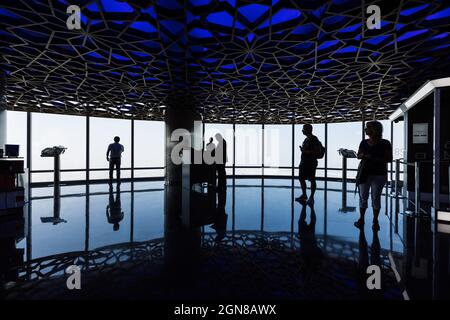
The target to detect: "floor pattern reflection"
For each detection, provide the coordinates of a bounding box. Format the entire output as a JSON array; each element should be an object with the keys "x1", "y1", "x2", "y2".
[
  {"x1": 1, "y1": 178, "x2": 436, "y2": 299},
  {"x1": 5, "y1": 231, "x2": 402, "y2": 300}
]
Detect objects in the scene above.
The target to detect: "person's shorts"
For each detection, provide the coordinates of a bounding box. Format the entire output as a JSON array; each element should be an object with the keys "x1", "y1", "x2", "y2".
[
  {"x1": 109, "y1": 158, "x2": 121, "y2": 168},
  {"x1": 299, "y1": 161, "x2": 318, "y2": 181}
]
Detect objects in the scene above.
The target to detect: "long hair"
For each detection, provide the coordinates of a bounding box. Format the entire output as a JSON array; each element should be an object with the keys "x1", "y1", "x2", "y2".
[{"x1": 366, "y1": 120, "x2": 383, "y2": 139}]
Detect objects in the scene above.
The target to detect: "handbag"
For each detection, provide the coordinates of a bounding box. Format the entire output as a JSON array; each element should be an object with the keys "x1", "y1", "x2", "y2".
[{"x1": 355, "y1": 159, "x2": 368, "y2": 194}]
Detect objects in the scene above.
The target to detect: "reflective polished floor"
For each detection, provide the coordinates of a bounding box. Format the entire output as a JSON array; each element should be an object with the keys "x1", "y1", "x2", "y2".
[{"x1": 1, "y1": 178, "x2": 449, "y2": 300}]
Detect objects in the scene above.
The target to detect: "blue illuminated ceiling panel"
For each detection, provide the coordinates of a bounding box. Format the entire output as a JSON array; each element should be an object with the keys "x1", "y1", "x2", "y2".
[{"x1": 0, "y1": 0, "x2": 449, "y2": 123}]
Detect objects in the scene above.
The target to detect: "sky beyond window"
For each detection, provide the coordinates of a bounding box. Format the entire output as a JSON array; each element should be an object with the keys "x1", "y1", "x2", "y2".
[{"x1": 5, "y1": 111, "x2": 403, "y2": 182}]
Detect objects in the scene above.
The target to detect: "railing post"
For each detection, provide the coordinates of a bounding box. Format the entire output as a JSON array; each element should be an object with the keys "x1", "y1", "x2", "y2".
[
  {"x1": 86, "y1": 115, "x2": 90, "y2": 186},
  {"x1": 342, "y1": 156, "x2": 347, "y2": 195},
  {"x1": 324, "y1": 123, "x2": 328, "y2": 188},
  {"x1": 415, "y1": 161, "x2": 420, "y2": 214},
  {"x1": 54, "y1": 154, "x2": 61, "y2": 199},
  {"x1": 131, "y1": 119, "x2": 134, "y2": 181},
  {"x1": 27, "y1": 112, "x2": 32, "y2": 188},
  {"x1": 394, "y1": 159, "x2": 400, "y2": 196}
]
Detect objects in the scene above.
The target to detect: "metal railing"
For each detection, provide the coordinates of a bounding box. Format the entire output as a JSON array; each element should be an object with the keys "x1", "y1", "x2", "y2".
[
  {"x1": 393, "y1": 159, "x2": 402, "y2": 198},
  {"x1": 29, "y1": 165, "x2": 403, "y2": 183},
  {"x1": 30, "y1": 166, "x2": 165, "y2": 173},
  {"x1": 392, "y1": 158, "x2": 422, "y2": 215}
]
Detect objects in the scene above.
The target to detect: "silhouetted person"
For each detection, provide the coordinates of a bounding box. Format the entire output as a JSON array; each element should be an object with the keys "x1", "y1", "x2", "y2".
[
  {"x1": 358, "y1": 229, "x2": 369, "y2": 275},
  {"x1": 204, "y1": 137, "x2": 216, "y2": 186},
  {"x1": 215, "y1": 133, "x2": 227, "y2": 190},
  {"x1": 298, "y1": 203, "x2": 323, "y2": 279},
  {"x1": 370, "y1": 229, "x2": 381, "y2": 267},
  {"x1": 296, "y1": 124, "x2": 321, "y2": 205},
  {"x1": 211, "y1": 187, "x2": 228, "y2": 242},
  {"x1": 107, "y1": 136, "x2": 124, "y2": 185},
  {"x1": 106, "y1": 185, "x2": 124, "y2": 231},
  {"x1": 354, "y1": 121, "x2": 392, "y2": 231},
  {"x1": 206, "y1": 137, "x2": 215, "y2": 155}
]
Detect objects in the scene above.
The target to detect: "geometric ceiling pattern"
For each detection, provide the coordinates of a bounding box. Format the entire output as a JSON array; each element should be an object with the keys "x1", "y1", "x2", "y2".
[{"x1": 1, "y1": 0, "x2": 449, "y2": 124}]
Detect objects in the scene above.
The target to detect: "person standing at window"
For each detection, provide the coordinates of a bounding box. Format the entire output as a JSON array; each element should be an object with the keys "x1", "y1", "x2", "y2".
[
  {"x1": 206, "y1": 137, "x2": 216, "y2": 157},
  {"x1": 205, "y1": 137, "x2": 216, "y2": 186},
  {"x1": 215, "y1": 133, "x2": 227, "y2": 190},
  {"x1": 296, "y1": 124, "x2": 321, "y2": 205},
  {"x1": 107, "y1": 136, "x2": 124, "y2": 185},
  {"x1": 354, "y1": 121, "x2": 392, "y2": 231}
]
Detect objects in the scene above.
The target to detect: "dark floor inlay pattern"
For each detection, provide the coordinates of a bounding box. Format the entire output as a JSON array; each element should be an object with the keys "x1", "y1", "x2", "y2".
[{"x1": 5, "y1": 231, "x2": 402, "y2": 300}]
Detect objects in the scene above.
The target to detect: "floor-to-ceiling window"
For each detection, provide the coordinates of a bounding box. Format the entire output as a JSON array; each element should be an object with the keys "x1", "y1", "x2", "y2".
[
  {"x1": 5, "y1": 110, "x2": 27, "y2": 165},
  {"x1": 327, "y1": 121, "x2": 361, "y2": 179},
  {"x1": 8, "y1": 112, "x2": 404, "y2": 184},
  {"x1": 392, "y1": 120, "x2": 405, "y2": 160},
  {"x1": 392, "y1": 119, "x2": 405, "y2": 181},
  {"x1": 90, "y1": 117, "x2": 131, "y2": 180},
  {"x1": 264, "y1": 125, "x2": 292, "y2": 176},
  {"x1": 31, "y1": 113, "x2": 86, "y2": 182},
  {"x1": 377, "y1": 119, "x2": 392, "y2": 146},
  {"x1": 235, "y1": 124, "x2": 262, "y2": 176},
  {"x1": 378, "y1": 119, "x2": 393, "y2": 182},
  {"x1": 134, "y1": 120, "x2": 165, "y2": 178}
]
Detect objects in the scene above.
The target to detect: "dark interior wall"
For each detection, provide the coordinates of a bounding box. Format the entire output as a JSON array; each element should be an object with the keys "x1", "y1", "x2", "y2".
[
  {"x1": 0, "y1": 70, "x2": 6, "y2": 149},
  {"x1": 407, "y1": 93, "x2": 434, "y2": 193},
  {"x1": 440, "y1": 87, "x2": 450, "y2": 196},
  {"x1": 406, "y1": 88, "x2": 450, "y2": 198}
]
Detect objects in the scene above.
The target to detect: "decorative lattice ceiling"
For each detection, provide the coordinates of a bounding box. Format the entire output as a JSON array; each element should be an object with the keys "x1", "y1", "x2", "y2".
[{"x1": 1, "y1": 0, "x2": 449, "y2": 123}]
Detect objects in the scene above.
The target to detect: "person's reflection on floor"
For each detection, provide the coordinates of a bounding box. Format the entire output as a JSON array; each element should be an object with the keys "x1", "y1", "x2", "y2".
[
  {"x1": 106, "y1": 185, "x2": 124, "y2": 231},
  {"x1": 358, "y1": 229, "x2": 383, "y2": 298},
  {"x1": 211, "y1": 187, "x2": 228, "y2": 242},
  {"x1": 298, "y1": 203, "x2": 323, "y2": 279},
  {"x1": 370, "y1": 230, "x2": 381, "y2": 267},
  {"x1": 358, "y1": 229, "x2": 369, "y2": 275}
]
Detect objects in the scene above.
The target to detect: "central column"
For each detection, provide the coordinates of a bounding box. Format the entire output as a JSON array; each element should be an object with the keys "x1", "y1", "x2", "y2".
[
  {"x1": 0, "y1": 70, "x2": 7, "y2": 152},
  {"x1": 0, "y1": 109, "x2": 6, "y2": 152},
  {"x1": 164, "y1": 105, "x2": 203, "y2": 277},
  {"x1": 165, "y1": 106, "x2": 202, "y2": 186}
]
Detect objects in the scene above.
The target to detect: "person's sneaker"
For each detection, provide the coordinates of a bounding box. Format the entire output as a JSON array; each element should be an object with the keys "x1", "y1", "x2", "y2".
[
  {"x1": 354, "y1": 219, "x2": 365, "y2": 229},
  {"x1": 306, "y1": 197, "x2": 314, "y2": 206},
  {"x1": 295, "y1": 195, "x2": 308, "y2": 202}
]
